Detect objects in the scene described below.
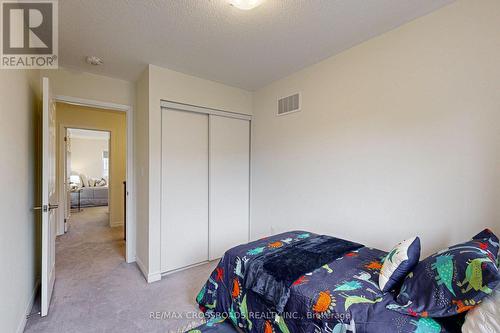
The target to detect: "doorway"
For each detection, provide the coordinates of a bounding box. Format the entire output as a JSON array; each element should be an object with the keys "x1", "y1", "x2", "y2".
[
  {"x1": 65, "y1": 128, "x2": 111, "y2": 230},
  {"x1": 55, "y1": 101, "x2": 131, "y2": 261}
]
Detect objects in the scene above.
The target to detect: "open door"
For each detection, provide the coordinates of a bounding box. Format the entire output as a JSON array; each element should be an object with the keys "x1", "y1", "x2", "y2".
[
  {"x1": 64, "y1": 130, "x2": 71, "y2": 233},
  {"x1": 40, "y1": 77, "x2": 57, "y2": 317}
]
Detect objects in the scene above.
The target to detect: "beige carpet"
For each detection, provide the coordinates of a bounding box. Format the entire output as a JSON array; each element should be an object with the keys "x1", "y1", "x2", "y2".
[{"x1": 25, "y1": 206, "x2": 217, "y2": 333}]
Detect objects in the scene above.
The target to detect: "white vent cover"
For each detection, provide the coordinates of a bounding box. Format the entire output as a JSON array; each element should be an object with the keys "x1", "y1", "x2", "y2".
[{"x1": 277, "y1": 93, "x2": 301, "y2": 116}]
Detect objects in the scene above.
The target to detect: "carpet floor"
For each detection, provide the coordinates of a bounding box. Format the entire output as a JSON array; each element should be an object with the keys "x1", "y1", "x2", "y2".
[{"x1": 25, "y1": 206, "x2": 217, "y2": 333}]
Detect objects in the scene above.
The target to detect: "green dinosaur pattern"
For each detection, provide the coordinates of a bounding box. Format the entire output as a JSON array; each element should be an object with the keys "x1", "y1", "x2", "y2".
[
  {"x1": 276, "y1": 316, "x2": 290, "y2": 333},
  {"x1": 341, "y1": 294, "x2": 383, "y2": 311},
  {"x1": 196, "y1": 286, "x2": 206, "y2": 303},
  {"x1": 333, "y1": 280, "x2": 362, "y2": 292},
  {"x1": 228, "y1": 305, "x2": 238, "y2": 326},
  {"x1": 322, "y1": 264, "x2": 333, "y2": 273},
  {"x1": 247, "y1": 247, "x2": 265, "y2": 255},
  {"x1": 410, "y1": 318, "x2": 441, "y2": 333},
  {"x1": 206, "y1": 317, "x2": 226, "y2": 327},
  {"x1": 431, "y1": 254, "x2": 456, "y2": 296},
  {"x1": 457, "y1": 258, "x2": 493, "y2": 294},
  {"x1": 387, "y1": 248, "x2": 399, "y2": 263},
  {"x1": 239, "y1": 294, "x2": 253, "y2": 330}
]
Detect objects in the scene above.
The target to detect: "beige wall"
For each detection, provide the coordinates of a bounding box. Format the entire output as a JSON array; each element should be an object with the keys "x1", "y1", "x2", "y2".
[
  {"x1": 135, "y1": 64, "x2": 253, "y2": 281},
  {"x1": 0, "y1": 70, "x2": 40, "y2": 333},
  {"x1": 70, "y1": 136, "x2": 109, "y2": 179},
  {"x1": 56, "y1": 103, "x2": 127, "y2": 227},
  {"x1": 252, "y1": 0, "x2": 500, "y2": 255}
]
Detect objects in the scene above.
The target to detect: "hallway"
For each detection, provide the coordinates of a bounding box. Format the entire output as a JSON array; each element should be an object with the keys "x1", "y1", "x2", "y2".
[{"x1": 25, "y1": 207, "x2": 217, "y2": 333}]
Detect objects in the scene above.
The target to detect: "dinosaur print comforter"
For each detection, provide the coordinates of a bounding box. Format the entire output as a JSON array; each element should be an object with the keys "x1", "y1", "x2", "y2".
[{"x1": 195, "y1": 231, "x2": 463, "y2": 333}]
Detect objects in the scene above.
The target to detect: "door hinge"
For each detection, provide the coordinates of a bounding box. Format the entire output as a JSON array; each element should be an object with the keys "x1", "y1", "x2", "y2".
[{"x1": 64, "y1": 136, "x2": 67, "y2": 142}]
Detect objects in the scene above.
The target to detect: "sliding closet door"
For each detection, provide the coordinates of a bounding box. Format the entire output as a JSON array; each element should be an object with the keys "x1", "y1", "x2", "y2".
[
  {"x1": 161, "y1": 109, "x2": 209, "y2": 272},
  {"x1": 209, "y1": 115, "x2": 250, "y2": 260}
]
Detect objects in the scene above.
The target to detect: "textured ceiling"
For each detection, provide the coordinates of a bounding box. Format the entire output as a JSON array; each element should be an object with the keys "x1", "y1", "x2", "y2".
[{"x1": 59, "y1": 0, "x2": 454, "y2": 90}]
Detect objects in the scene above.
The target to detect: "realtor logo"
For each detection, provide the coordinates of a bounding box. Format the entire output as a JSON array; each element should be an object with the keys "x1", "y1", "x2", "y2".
[{"x1": 1, "y1": 0, "x2": 58, "y2": 69}]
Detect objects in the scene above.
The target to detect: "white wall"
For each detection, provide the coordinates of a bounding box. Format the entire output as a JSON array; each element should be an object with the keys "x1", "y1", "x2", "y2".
[
  {"x1": 252, "y1": 0, "x2": 500, "y2": 256},
  {"x1": 134, "y1": 68, "x2": 150, "y2": 274},
  {"x1": 0, "y1": 70, "x2": 40, "y2": 333},
  {"x1": 70, "y1": 136, "x2": 109, "y2": 179},
  {"x1": 135, "y1": 64, "x2": 253, "y2": 281},
  {"x1": 40, "y1": 67, "x2": 135, "y2": 106}
]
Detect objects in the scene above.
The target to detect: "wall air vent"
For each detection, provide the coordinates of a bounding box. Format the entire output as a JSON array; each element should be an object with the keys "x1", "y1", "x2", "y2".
[{"x1": 277, "y1": 92, "x2": 301, "y2": 116}]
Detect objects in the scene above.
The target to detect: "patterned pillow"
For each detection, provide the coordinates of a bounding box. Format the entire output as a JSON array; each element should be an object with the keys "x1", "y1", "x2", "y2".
[
  {"x1": 387, "y1": 229, "x2": 500, "y2": 318},
  {"x1": 379, "y1": 237, "x2": 420, "y2": 292}
]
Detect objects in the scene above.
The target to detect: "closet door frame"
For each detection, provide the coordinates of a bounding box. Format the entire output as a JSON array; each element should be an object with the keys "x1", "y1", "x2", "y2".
[{"x1": 160, "y1": 100, "x2": 251, "y2": 273}]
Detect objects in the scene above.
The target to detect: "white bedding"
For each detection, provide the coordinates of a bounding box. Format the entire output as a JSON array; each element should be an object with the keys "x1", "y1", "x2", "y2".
[{"x1": 462, "y1": 284, "x2": 500, "y2": 333}]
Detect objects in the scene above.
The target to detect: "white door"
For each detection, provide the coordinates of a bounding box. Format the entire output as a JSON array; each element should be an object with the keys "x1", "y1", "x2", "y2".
[
  {"x1": 209, "y1": 116, "x2": 250, "y2": 260},
  {"x1": 161, "y1": 109, "x2": 209, "y2": 272},
  {"x1": 64, "y1": 132, "x2": 71, "y2": 232},
  {"x1": 41, "y1": 77, "x2": 57, "y2": 316}
]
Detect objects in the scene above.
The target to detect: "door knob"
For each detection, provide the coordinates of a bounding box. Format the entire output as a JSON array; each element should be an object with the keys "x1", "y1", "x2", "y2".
[
  {"x1": 33, "y1": 205, "x2": 48, "y2": 212},
  {"x1": 49, "y1": 204, "x2": 59, "y2": 211}
]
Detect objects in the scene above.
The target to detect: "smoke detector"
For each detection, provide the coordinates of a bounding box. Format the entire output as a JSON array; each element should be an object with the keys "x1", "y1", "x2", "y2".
[{"x1": 85, "y1": 56, "x2": 103, "y2": 66}]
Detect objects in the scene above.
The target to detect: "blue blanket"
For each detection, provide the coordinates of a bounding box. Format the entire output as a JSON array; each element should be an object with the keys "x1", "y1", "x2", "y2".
[
  {"x1": 245, "y1": 235, "x2": 362, "y2": 313},
  {"x1": 196, "y1": 231, "x2": 464, "y2": 333}
]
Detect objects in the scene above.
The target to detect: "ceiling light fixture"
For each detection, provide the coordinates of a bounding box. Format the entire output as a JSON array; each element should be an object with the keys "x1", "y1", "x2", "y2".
[
  {"x1": 228, "y1": 0, "x2": 264, "y2": 10},
  {"x1": 85, "y1": 56, "x2": 103, "y2": 66}
]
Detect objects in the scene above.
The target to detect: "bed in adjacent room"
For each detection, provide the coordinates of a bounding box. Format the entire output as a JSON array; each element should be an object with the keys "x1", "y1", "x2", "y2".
[
  {"x1": 70, "y1": 186, "x2": 109, "y2": 208},
  {"x1": 193, "y1": 230, "x2": 499, "y2": 333},
  {"x1": 70, "y1": 174, "x2": 109, "y2": 208}
]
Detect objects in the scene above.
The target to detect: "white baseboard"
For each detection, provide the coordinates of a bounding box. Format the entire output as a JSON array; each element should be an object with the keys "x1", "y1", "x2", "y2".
[
  {"x1": 17, "y1": 279, "x2": 40, "y2": 333},
  {"x1": 110, "y1": 220, "x2": 124, "y2": 228},
  {"x1": 135, "y1": 256, "x2": 161, "y2": 284},
  {"x1": 162, "y1": 261, "x2": 209, "y2": 277},
  {"x1": 126, "y1": 256, "x2": 136, "y2": 264},
  {"x1": 147, "y1": 271, "x2": 162, "y2": 284}
]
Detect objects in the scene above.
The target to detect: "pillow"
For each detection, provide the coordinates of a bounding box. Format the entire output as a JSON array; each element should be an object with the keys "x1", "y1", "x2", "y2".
[
  {"x1": 91, "y1": 177, "x2": 101, "y2": 187},
  {"x1": 379, "y1": 237, "x2": 420, "y2": 292},
  {"x1": 387, "y1": 229, "x2": 500, "y2": 318},
  {"x1": 96, "y1": 178, "x2": 107, "y2": 187},
  {"x1": 462, "y1": 284, "x2": 500, "y2": 333},
  {"x1": 79, "y1": 174, "x2": 88, "y2": 187}
]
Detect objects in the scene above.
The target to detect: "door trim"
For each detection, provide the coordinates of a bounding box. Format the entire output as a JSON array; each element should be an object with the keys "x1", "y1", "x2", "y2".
[
  {"x1": 54, "y1": 95, "x2": 136, "y2": 264},
  {"x1": 160, "y1": 100, "x2": 252, "y2": 121}
]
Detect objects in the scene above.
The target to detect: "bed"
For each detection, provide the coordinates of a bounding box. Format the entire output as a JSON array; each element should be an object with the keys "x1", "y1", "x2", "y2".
[
  {"x1": 70, "y1": 186, "x2": 108, "y2": 208},
  {"x1": 195, "y1": 231, "x2": 465, "y2": 333}
]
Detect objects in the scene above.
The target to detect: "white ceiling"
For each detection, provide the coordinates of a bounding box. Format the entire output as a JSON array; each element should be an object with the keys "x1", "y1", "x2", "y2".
[{"x1": 59, "y1": 0, "x2": 454, "y2": 90}]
